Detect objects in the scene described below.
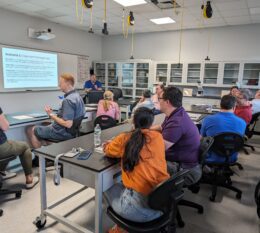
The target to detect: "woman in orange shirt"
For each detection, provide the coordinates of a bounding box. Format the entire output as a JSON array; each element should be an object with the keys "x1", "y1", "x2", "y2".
[{"x1": 103, "y1": 107, "x2": 169, "y2": 228}]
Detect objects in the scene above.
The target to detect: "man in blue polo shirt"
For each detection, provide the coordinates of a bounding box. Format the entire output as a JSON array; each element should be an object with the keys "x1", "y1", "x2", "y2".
[
  {"x1": 84, "y1": 73, "x2": 102, "y2": 92},
  {"x1": 201, "y1": 95, "x2": 246, "y2": 163},
  {"x1": 27, "y1": 73, "x2": 85, "y2": 149},
  {"x1": 152, "y1": 86, "x2": 201, "y2": 185}
]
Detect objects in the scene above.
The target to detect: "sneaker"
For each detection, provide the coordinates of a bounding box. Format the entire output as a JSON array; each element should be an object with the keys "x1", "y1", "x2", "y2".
[
  {"x1": 108, "y1": 225, "x2": 127, "y2": 233},
  {"x1": 0, "y1": 171, "x2": 17, "y2": 180},
  {"x1": 26, "y1": 176, "x2": 39, "y2": 189}
]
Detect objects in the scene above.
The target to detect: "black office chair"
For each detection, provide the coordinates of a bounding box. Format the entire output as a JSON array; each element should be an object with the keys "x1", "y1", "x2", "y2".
[
  {"x1": 176, "y1": 136, "x2": 214, "y2": 228},
  {"x1": 33, "y1": 116, "x2": 84, "y2": 168},
  {"x1": 255, "y1": 181, "x2": 260, "y2": 218},
  {"x1": 106, "y1": 170, "x2": 188, "y2": 233},
  {"x1": 243, "y1": 112, "x2": 260, "y2": 154},
  {"x1": 200, "y1": 132, "x2": 244, "y2": 202},
  {"x1": 0, "y1": 155, "x2": 22, "y2": 217},
  {"x1": 44, "y1": 116, "x2": 84, "y2": 143},
  {"x1": 110, "y1": 88, "x2": 123, "y2": 101},
  {"x1": 94, "y1": 115, "x2": 117, "y2": 130}
]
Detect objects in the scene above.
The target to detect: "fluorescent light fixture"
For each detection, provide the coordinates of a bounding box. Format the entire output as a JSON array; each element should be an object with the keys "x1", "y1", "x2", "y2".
[
  {"x1": 150, "y1": 17, "x2": 176, "y2": 25},
  {"x1": 113, "y1": 0, "x2": 147, "y2": 7},
  {"x1": 250, "y1": 7, "x2": 260, "y2": 15}
]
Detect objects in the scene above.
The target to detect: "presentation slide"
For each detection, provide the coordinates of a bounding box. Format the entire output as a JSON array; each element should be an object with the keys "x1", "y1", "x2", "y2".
[{"x1": 2, "y1": 47, "x2": 58, "y2": 89}]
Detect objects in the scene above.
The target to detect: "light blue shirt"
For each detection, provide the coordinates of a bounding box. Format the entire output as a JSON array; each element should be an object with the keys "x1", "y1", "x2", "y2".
[{"x1": 252, "y1": 99, "x2": 260, "y2": 114}]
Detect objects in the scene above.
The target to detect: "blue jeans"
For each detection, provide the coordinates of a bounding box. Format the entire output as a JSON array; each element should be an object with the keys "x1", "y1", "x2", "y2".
[{"x1": 104, "y1": 183, "x2": 162, "y2": 222}]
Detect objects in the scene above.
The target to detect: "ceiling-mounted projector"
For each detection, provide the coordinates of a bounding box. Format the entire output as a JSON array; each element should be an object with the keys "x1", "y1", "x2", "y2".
[{"x1": 28, "y1": 28, "x2": 56, "y2": 40}]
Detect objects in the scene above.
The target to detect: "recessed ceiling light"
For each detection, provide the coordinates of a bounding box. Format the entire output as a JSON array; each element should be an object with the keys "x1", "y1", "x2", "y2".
[
  {"x1": 250, "y1": 7, "x2": 260, "y2": 15},
  {"x1": 113, "y1": 0, "x2": 147, "y2": 7},
  {"x1": 150, "y1": 17, "x2": 176, "y2": 25}
]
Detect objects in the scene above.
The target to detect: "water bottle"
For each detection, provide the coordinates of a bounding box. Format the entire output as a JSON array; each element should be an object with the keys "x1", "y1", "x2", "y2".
[{"x1": 94, "y1": 124, "x2": 101, "y2": 147}]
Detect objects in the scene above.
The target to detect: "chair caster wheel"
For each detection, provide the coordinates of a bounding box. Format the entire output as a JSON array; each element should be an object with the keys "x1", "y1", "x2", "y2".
[
  {"x1": 198, "y1": 207, "x2": 204, "y2": 214},
  {"x1": 236, "y1": 193, "x2": 242, "y2": 199},
  {"x1": 34, "y1": 216, "x2": 47, "y2": 229},
  {"x1": 16, "y1": 191, "x2": 22, "y2": 199},
  {"x1": 209, "y1": 196, "x2": 215, "y2": 202}
]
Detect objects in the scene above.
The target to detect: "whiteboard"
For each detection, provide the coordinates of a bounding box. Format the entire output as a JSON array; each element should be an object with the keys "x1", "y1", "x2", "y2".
[{"x1": 0, "y1": 44, "x2": 89, "y2": 92}]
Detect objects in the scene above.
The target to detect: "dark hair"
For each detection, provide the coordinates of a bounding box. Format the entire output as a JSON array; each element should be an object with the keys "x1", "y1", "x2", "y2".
[
  {"x1": 230, "y1": 86, "x2": 238, "y2": 92},
  {"x1": 143, "y1": 89, "x2": 151, "y2": 98},
  {"x1": 162, "y1": 86, "x2": 183, "y2": 108},
  {"x1": 220, "y1": 95, "x2": 236, "y2": 110},
  {"x1": 123, "y1": 107, "x2": 154, "y2": 172},
  {"x1": 158, "y1": 84, "x2": 165, "y2": 90},
  {"x1": 90, "y1": 68, "x2": 94, "y2": 76}
]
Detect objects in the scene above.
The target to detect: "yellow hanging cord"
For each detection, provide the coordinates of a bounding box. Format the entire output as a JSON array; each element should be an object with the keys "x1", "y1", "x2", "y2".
[
  {"x1": 130, "y1": 26, "x2": 134, "y2": 58},
  {"x1": 76, "y1": 0, "x2": 84, "y2": 24},
  {"x1": 122, "y1": 9, "x2": 129, "y2": 38},
  {"x1": 104, "y1": 0, "x2": 107, "y2": 22},
  {"x1": 90, "y1": 6, "x2": 93, "y2": 29},
  {"x1": 173, "y1": 0, "x2": 178, "y2": 15},
  {"x1": 178, "y1": 0, "x2": 184, "y2": 65}
]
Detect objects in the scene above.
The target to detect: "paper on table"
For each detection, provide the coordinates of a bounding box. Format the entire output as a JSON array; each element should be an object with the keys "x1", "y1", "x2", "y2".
[
  {"x1": 94, "y1": 146, "x2": 104, "y2": 153},
  {"x1": 12, "y1": 115, "x2": 34, "y2": 120}
]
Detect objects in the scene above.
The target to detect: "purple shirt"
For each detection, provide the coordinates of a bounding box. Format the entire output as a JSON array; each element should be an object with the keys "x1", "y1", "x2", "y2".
[{"x1": 161, "y1": 107, "x2": 200, "y2": 169}]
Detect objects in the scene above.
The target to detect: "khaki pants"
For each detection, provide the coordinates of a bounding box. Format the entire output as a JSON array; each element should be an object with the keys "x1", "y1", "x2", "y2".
[{"x1": 0, "y1": 140, "x2": 32, "y2": 176}]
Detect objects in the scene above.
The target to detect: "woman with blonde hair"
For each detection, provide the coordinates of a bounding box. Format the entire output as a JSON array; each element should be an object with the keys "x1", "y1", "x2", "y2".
[{"x1": 96, "y1": 90, "x2": 120, "y2": 120}]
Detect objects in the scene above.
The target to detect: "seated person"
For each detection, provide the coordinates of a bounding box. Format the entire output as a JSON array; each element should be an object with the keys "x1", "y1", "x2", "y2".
[
  {"x1": 234, "y1": 89, "x2": 252, "y2": 124},
  {"x1": 252, "y1": 90, "x2": 260, "y2": 114},
  {"x1": 0, "y1": 107, "x2": 38, "y2": 189},
  {"x1": 229, "y1": 86, "x2": 239, "y2": 96},
  {"x1": 27, "y1": 73, "x2": 85, "y2": 149},
  {"x1": 151, "y1": 84, "x2": 164, "y2": 114},
  {"x1": 131, "y1": 90, "x2": 154, "y2": 116},
  {"x1": 200, "y1": 95, "x2": 246, "y2": 163},
  {"x1": 103, "y1": 107, "x2": 169, "y2": 231},
  {"x1": 151, "y1": 86, "x2": 201, "y2": 185},
  {"x1": 84, "y1": 70, "x2": 102, "y2": 92},
  {"x1": 96, "y1": 91, "x2": 120, "y2": 121}
]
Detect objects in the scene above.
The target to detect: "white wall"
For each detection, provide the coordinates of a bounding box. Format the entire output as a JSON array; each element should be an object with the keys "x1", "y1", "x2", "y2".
[
  {"x1": 0, "y1": 8, "x2": 102, "y2": 113},
  {"x1": 102, "y1": 24, "x2": 260, "y2": 62}
]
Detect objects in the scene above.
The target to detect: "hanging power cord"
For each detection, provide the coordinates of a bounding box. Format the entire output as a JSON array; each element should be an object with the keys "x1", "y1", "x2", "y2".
[
  {"x1": 75, "y1": 0, "x2": 84, "y2": 24},
  {"x1": 130, "y1": 25, "x2": 135, "y2": 59},
  {"x1": 89, "y1": 6, "x2": 94, "y2": 33},
  {"x1": 178, "y1": 0, "x2": 185, "y2": 67},
  {"x1": 122, "y1": 8, "x2": 129, "y2": 38},
  {"x1": 102, "y1": 0, "x2": 109, "y2": 35}
]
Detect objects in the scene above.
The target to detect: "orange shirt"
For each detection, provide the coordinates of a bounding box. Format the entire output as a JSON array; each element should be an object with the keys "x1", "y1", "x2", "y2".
[{"x1": 104, "y1": 129, "x2": 169, "y2": 196}]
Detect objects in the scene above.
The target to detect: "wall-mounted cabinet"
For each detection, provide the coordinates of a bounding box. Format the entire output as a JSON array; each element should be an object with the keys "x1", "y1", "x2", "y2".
[
  {"x1": 94, "y1": 60, "x2": 153, "y2": 98},
  {"x1": 154, "y1": 61, "x2": 260, "y2": 89}
]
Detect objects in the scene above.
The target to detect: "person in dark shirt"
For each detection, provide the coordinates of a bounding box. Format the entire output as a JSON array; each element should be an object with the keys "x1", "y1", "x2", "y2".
[
  {"x1": 151, "y1": 86, "x2": 201, "y2": 185},
  {"x1": 27, "y1": 73, "x2": 85, "y2": 148},
  {"x1": 0, "y1": 107, "x2": 38, "y2": 189}
]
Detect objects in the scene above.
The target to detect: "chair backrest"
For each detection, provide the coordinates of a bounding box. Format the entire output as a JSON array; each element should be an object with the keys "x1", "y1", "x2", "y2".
[
  {"x1": 66, "y1": 116, "x2": 84, "y2": 137},
  {"x1": 246, "y1": 112, "x2": 260, "y2": 138},
  {"x1": 110, "y1": 88, "x2": 123, "y2": 101},
  {"x1": 94, "y1": 115, "x2": 117, "y2": 130},
  {"x1": 148, "y1": 170, "x2": 188, "y2": 213},
  {"x1": 210, "y1": 132, "x2": 244, "y2": 159},
  {"x1": 199, "y1": 136, "x2": 214, "y2": 163}
]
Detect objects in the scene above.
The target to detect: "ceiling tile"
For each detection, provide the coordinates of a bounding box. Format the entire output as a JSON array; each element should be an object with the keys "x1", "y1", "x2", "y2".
[
  {"x1": 247, "y1": 0, "x2": 260, "y2": 8},
  {"x1": 220, "y1": 8, "x2": 249, "y2": 17},
  {"x1": 214, "y1": 0, "x2": 248, "y2": 11},
  {"x1": 225, "y1": 15, "x2": 251, "y2": 24}
]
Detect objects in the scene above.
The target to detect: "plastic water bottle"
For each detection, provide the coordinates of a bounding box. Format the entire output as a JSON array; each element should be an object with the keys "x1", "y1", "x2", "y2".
[{"x1": 94, "y1": 124, "x2": 101, "y2": 147}]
